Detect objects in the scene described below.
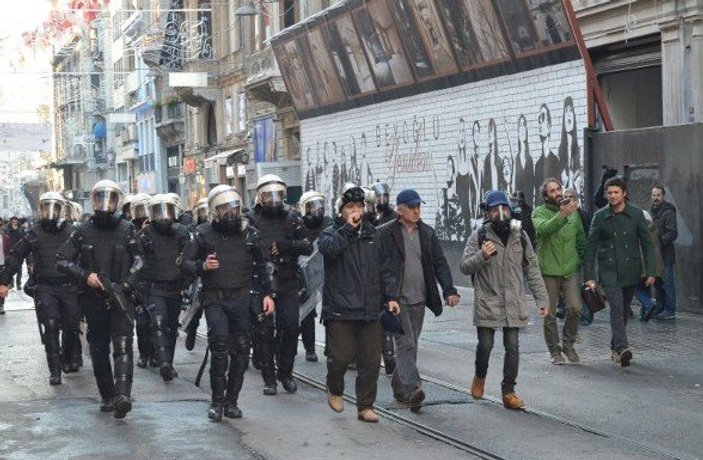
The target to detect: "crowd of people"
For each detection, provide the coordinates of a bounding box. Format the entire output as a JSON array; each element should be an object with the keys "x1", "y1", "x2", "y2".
[{"x1": 0, "y1": 169, "x2": 678, "y2": 423}]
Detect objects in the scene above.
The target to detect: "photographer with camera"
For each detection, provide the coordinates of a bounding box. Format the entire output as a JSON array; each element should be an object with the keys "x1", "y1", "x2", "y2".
[{"x1": 532, "y1": 178, "x2": 586, "y2": 365}]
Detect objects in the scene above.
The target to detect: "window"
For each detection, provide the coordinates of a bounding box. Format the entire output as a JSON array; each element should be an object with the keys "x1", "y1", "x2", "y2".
[
  {"x1": 282, "y1": 0, "x2": 298, "y2": 29},
  {"x1": 167, "y1": 147, "x2": 180, "y2": 168},
  {"x1": 228, "y1": 0, "x2": 241, "y2": 53},
  {"x1": 225, "y1": 96, "x2": 233, "y2": 135},
  {"x1": 238, "y1": 92, "x2": 247, "y2": 132}
]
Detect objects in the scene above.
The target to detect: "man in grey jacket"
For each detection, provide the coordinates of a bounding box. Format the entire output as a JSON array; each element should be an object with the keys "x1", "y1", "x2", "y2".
[
  {"x1": 650, "y1": 185, "x2": 677, "y2": 319},
  {"x1": 460, "y1": 191, "x2": 548, "y2": 410}
]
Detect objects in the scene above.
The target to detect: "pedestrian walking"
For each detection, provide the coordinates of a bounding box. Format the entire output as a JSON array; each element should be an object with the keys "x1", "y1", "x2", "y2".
[
  {"x1": 7, "y1": 216, "x2": 25, "y2": 289},
  {"x1": 183, "y1": 197, "x2": 209, "y2": 352},
  {"x1": 583, "y1": 177, "x2": 656, "y2": 367},
  {"x1": 460, "y1": 191, "x2": 548, "y2": 409},
  {"x1": 650, "y1": 185, "x2": 678, "y2": 319},
  {"x1": 319, "y1": 185, "x2": 400, "y2": 423},
  {"x1": 532, "y1": 179, "x2": 585, "y2": 364},
  {"x1": 634, "y1": 211, "x2": 663, "y2": 321},
  {"x1": 378, "y1": 189, "x2": 459, "y2": 412},
  {"x1": 0, "y1": 227, "x2": 9, "y2": 315}
]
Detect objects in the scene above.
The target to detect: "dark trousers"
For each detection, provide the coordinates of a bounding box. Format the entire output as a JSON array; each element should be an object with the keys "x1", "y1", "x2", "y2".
[
  {"x1": 300, "y1": 308, "x2": 316, "y2": 353},
  {"x1": 36, "y1": 289, "x2": 81, "y2": 371},
  {"x1": 603, "y1": 285, "x2": 636, "y2": 353},
  {"x1": 80, "y1": 291, "x2": 134, "y2": 399},
  {"x1": 475, "y1": 327, "x2": 520, "y2": 395},
  {"x1": 203, "y1": 295, "x2": 251, "y2": 405},
  {"x1": 135, "y1": 299, "x2": 153, "y2": 361},
  {"x1": 253, "y1": 288, "x2": 300, "y2": 382},
  {"x1": 146, "y1": 294, "x2": 181, "y2": 366},
  {"x1": 326, "y1": 320, "x2": 381, "y2": 411}
]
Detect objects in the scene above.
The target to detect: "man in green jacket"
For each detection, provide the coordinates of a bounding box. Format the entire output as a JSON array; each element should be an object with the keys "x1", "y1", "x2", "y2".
[
  {"x1": 583, "y1": 177, "x2": 656, "y2": 367},
  {"x1": 533, "y1": 178, "x2": 585, "y2": 364},
  {"x1": 532, "y1": 177, "x2": 586, "y2": 364}
]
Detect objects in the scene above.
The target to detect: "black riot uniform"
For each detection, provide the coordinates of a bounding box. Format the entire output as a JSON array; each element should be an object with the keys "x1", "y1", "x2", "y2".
[
  {"x1": 248, "y1": 206, "x2": 312, "y2": 393},
  {"x1": 57, "y1": 213, "x2": 143, "y2": 418},
  {"x1": 138, "y1": 222, "x2": 191, "y2": 381},
  {"x1": 0, "y1": 220, "x2": 81, "y2": 384},
  {"x1": 183, "y1": 218, "x2": 209, "y2": 351},
  {"x1": 180, "y1": 219, "x2": 270, "y2": 420}
]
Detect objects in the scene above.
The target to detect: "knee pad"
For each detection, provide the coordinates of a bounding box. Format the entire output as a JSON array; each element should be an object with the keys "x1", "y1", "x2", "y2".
[
  {"x1": 112, "y1": 336, "x2": 132, "y2": 356},
  {"x1": 152, "y1": 315, "x2": 168, "y2": 332},
  {"x1": 44, "y1": 317, "x2": 60, "y2": 335},
  {"x1": 231, "y1": 335, "x2": 250, "y2": 357},
  {"x1": 209, "y1": 335, "x2": 230, "y2": 354}
]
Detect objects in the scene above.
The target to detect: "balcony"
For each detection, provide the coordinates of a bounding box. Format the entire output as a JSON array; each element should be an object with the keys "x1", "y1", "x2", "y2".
[
  {"x1": 125, "y1": 70, "x2": 140, "y2": 94},
  {"x1": 245, "y1": 47, "x2": 287, "y2": 105},
  {"x1": 155, "y1": 103, "x2": 185, "y2": 146}
]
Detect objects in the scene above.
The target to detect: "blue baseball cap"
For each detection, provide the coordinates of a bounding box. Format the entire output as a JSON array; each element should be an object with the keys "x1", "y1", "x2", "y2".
[
  {"x1": 396, "y1": 189, "x2": 425, "y2": 206},
  {"x1": 484, "y1": 190, "x2": 510, "y2": 208}
]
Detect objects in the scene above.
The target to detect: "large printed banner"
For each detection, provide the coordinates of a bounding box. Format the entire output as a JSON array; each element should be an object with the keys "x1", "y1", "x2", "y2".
[{"x1": 272, "y1": 0, "x2": 578, "y2": 119}]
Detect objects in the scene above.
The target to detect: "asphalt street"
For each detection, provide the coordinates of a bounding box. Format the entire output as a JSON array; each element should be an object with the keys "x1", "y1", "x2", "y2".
[{"x1": 1, "y1": 285, "x2": 701, "y2": 460}]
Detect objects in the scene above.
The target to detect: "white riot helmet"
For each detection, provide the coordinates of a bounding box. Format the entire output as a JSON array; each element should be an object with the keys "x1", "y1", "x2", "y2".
[
  {"x1": 193, "y1": 197, "x2": 209, "y2": 224},
  {"x1": 166, "y1": 193, "x2": 181, "y2": 210},
  {"x1": 130, "y1": 193, "x2": 152, "y2": 222},
  {"x1": 39, "y1": 191, "x2": 66, "y2": 222},
  {"x1": 256, "y1": 174, "x2": 287, "y2": 210},
  {"x1": 362, "y1": 187, "x2": 375, "y2": 214},
  {"x1": 69, "y1": 201, "x2": 83, "y2": 221},
  {"x1": 121, "y1": 193, "x2": 135, "y2": 220},
  {"x1": 370, "y1": 182, "x2": 391, "y2": 212},
  {"x1": 298, "y1": 190, "x2": 325, "y2": 216},
  {"x1": 91, "y1": 180, "x2": 122, "y2": 213},
  {"x1": 149, "y1": 193, "x2": 178, "y2": 230},
  {"x1": 208, "y1": 185, "x2": 243, "y2": 222}
]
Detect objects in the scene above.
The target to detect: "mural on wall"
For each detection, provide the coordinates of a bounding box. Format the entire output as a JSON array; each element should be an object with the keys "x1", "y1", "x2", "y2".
[
  {"x1": 272, "y1": 0, "x2": 578, "y2": 119},
  {"x1": 302, "y1": 89, "x2": 585, "y2": 242}
]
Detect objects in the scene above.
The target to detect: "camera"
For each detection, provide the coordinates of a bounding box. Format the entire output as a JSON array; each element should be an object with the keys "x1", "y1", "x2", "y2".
[{"x1": 559, "y1": 197, "x2": 573, "y2": 206}]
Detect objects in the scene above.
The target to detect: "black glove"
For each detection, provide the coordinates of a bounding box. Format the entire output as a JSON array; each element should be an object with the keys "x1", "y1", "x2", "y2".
[
  {"x1": 273, "y1": 239, "x2": 292, "y2": 254},
  {"x1": 601, "y1": 167, "x2": 618, "y2": 182}
]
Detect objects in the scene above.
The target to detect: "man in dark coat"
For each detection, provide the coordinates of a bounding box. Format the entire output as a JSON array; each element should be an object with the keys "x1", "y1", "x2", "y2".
[
  {"x1": 378, "y1": 189, "x2": 459, "y2": 412},
  {"x1": 650, "y1": 185, "x2": 678, "y2": 319},
  {"x1": 319, "y1": 185, "x2": 399, "y2": 423}
]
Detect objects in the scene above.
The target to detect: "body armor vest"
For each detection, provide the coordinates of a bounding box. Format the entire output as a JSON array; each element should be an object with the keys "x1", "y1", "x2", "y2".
[
  {"x1": 79, "y1": 219, "x2": 132, "y2": 283},
  {"x1": 140, "y1": 225, "x2": 187, "y2": 282},
  {"x1": 30, "y1": 223, "x2": 73, "y2": 282},
  {"x1": 199, "y1": 224, "x2": 253, "y2": 290}
]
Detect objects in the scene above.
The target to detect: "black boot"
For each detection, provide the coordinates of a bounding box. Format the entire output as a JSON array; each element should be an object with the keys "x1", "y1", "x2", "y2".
[
  {"x1": 112, "y1": 336, "x2": 133, "y2": 419},
  {"x1": 301, "y1": 311, "x2": 317, "y2": 362},
  {"x1": 382, "y1": 331, "x2": 396, "y2": 375},
  {"x1": 224, "y1": 335, "x2": 249, "y2": 418},
  {"x1": 277, "y1": 328, "x2": 299, "y2": 394},
  {"x1": 44, "y1": 319, "x2": 62, "y2": 385},
  {"x1": 208, "y1": 337, "x2": 229, "y2": 422},
  {"x1": 62, "y1": 328, "x2": 81, "y2": 373},
  {"x1": 96, "y1": 377, "x2": 115, "y2": 412},
  {"x1": 153, "y1": 315, "x2": 175, "y2": 382}
]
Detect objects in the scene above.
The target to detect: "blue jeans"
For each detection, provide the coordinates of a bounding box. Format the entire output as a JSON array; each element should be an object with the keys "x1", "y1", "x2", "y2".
[
  {"x1": 655, "y1": 264, "x2": 677, "y2": 314},
  {"x1": 634, "y1": 281, "x2": 654, "y2": 317}
]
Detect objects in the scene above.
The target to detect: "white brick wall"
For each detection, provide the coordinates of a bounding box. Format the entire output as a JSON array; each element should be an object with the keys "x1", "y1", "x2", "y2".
[{"x1": 300, "y1": 60, "x2": 587, "y2": 240}]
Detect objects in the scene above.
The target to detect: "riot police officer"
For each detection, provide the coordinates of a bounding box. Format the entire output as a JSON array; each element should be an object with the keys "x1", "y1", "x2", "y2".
[
  {"x1": 248, "y1": 175, "x2": 312, "y2": 394},
  {"x1": 297, "y1": 190, "x2": 331, "y2": 362},
  {"x1": 57, "y1": 180, "x2": 144, "y2": 419},
  {"x1": 0, "y1": 192, "x2": 82, "y2": 385},
  {"x1": 183, "y1": 197, "x2": 210, "y2": 351},
  {"x1": 180, "y1": 185, "x2": 274, "y2": 421},
  {"x1": 128, "y1": 193, "x2": 155, "y2": 368},
  {"x1": 368, "y1": 182, "x2": 397, "y2": 374},
  {"x1": 137, "y1": 194, "x2": 191, "y2": 382},
  {"x1": 371, "y1": 182, "x2": 397, "y2": 226},
  {"x1": 120, "y1": 193, "x2": 135, "y2": 221}
]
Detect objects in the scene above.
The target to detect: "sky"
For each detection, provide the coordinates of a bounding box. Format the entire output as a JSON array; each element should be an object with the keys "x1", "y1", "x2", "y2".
[{"x1": 0, "y1": 0, "x2": 54, "y2": 123}]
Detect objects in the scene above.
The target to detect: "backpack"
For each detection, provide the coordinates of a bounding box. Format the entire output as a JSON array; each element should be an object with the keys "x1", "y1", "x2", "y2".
[{"x1": 471, "y1": 226, "x2": 529, "y2": 284}]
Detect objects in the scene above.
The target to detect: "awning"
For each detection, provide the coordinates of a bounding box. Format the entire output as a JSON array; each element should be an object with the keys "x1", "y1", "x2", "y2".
[{"x1": 204, "y1": 148, "x2": 244, "y2": 166}]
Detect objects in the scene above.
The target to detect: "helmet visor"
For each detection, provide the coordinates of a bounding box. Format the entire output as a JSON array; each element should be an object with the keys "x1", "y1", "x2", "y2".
[
  {"x1": 150, "y1": 203, "x2": 177, "y2": 221},
  {"x1": 196, "y1": 206, "x2": 209, "y2": 221},
  {"x1": 305, "y1": 199, "x2": 325, "y2": 217},
  {"x1": 41, "y1": 200, "x2": 64, "y2": 221},
  {"x1": 92, "y1": 191, "x2": 120, "y2": 213},
  {"x1": 215, "y1": 200, "x2": 241, "y2": 219},
  {"x1": 131, "y1": 203, "x2": 150, "y2": 220},
  {"x1": 261, "y1": 190, "x2": 285, "y2": 208}
]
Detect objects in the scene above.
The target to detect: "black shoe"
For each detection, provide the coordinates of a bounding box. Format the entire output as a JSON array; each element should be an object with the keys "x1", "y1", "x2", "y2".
[
  {"x1": 208, "y1": 403, "x2": 223, "y2": 422},
  {"x1": 620, "y1": 348, "x2": 632, "y2": 367},
  {"x1": 185, "y1": 330, "x2": 196, "y2": 351},
  {"x1": 100, "y1": 398, "x2": 114, "y2": 412},
  {"x1": 224, "y1": 403, "x2": 242, "y2": 419},
  {"x1": 49, "y1": 373, "x2": 62, "y2": 386},
  {"x1": 137, "y1": 356, "x2": 148, "y2": 369},
  {"x1": 113, "y1": 395, "x2": 132, "y2": 419},
  {"x1": 262, "y1": 384, "x2": 278, "y2": 396},
  {"x1": 159, "y1": 364, "x2": 174, "y2": 382},
  {"x1": 305, "y1": 351, "x2": 318, "y2": 362},
  {"x1": 280, "y1": 377, "x2": 297, "y2": 394}
]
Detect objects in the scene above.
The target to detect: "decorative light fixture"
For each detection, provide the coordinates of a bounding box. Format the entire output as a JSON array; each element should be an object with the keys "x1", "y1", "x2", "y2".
[{"x1": 235, "y1": 2, "x2": 257, "y2": 16}]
